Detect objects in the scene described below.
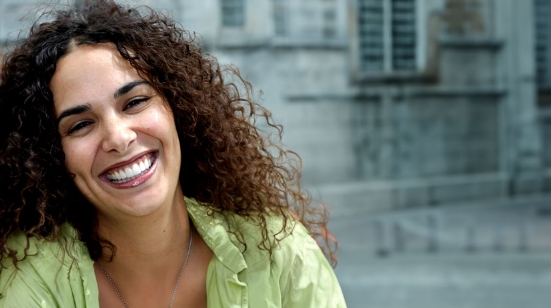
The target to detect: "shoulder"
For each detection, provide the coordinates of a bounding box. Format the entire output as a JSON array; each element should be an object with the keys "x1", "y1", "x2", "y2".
[
  {"x1": 0, "y1": 226, "x2": 97, "y2": 307},
  {"x1": 267, "y1": 220, "x2": 347, "y2": 307},
  {"x1": 186, "y1": 197, "x2": 346, "y2": 307},
  {"x1": 186, "y1": 196, "x2": 319, "y2": 264},
  {"x1": 233, "y1": 212, "x2": 347, "y2": 307},
  {"x1": 1, "y1": 229, "x2": 79, "y2": 283},
  {"x1": 186, "y1": 196, "x2": 302, "y2": 262}
]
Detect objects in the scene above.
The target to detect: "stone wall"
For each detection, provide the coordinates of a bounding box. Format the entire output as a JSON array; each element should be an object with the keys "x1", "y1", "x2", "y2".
[{"x1": 0, "y1": 0, "x2": 549, "y2": 209}]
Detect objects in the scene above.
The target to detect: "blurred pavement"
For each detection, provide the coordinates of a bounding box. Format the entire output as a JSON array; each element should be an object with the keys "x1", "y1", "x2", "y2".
[{"x1": 319, "y1": 187, "x2": 551, "y2": 308}]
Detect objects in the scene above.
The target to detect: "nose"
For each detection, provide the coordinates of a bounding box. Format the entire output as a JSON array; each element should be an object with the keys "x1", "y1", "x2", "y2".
[{"x1": 101, "y1": 116, "x2": 137, "y2": 153}]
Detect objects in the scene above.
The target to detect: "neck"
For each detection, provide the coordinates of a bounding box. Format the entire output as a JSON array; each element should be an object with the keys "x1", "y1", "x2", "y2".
[
  {"x1": 93, "y1": 187, "x2": 212, "y2": 308},
  {"x1": 96, "y1": 186, "x2": 191, "y2": 270}
]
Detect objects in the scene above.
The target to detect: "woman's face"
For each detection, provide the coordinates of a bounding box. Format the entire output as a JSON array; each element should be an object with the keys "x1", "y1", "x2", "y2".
[{"x1": 51, "y1": 43, "x2": 182, "y2": 220}]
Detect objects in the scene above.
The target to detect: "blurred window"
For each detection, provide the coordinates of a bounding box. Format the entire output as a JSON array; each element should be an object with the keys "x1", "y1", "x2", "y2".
[
  {"x1": 273, "y1": 0, "x2": 287, "y2": 36},
  {"x1": 358, "y1": 0, "x2": 416, "y2": 72},
  {"x1": 221, "y1": 0, "x2": 245, "y2": 27},
  {"x1": 272, "y1": 0, "x2": 339, "y2": 42},
  {"x1": 323, "y1": 5, "x2": 337, "y2": 39},
  {"x1": 535, "y1": 0, "x2": 551, "y2": 93}
]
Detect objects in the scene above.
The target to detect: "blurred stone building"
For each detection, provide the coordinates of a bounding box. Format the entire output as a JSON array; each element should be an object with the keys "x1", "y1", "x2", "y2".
[{"x1": 1, "y1": 0, "x2": 550, "y2": 209}]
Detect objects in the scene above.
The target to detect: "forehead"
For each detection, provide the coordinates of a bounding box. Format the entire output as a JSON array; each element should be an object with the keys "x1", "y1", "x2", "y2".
[
  {"x1": 55, "y1": 43, "x2": 135, "y2": 80},
  {"x1": 50, "y1": 43, "x2": 141, "y2": 114}
]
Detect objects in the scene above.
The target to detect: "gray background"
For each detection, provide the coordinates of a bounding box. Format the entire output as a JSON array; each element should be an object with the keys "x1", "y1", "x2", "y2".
[{"x1": 2, "y1": 0, "x2": 551, "y2": 307}]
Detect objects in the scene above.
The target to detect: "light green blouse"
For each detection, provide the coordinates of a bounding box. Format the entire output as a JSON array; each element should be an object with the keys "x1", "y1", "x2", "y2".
[{"x1": 0, "y1": 198, "x2": 347, "y2": 307}]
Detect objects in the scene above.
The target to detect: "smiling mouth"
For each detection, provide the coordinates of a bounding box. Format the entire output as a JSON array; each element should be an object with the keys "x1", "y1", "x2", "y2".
[{"x1": 104, "y1": 153, "x2": 157, "y2": 184}]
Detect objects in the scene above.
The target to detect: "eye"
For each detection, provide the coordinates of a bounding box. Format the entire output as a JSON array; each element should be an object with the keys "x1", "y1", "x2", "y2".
[
  {"x1": 67, "y1": 121, "x2": 93, "y2": 134},
  {"x1": 123, "y1": 97, "x2": 149, "y2": 111}
]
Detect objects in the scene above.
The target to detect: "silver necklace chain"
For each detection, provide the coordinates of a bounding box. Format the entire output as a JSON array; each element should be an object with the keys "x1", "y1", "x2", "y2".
[{"x1": 97, "y1": 230, "x2": 193, "y2": 308}]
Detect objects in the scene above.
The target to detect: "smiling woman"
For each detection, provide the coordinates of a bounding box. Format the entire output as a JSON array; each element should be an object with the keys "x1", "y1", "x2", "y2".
[
  {"x1": 52, "y1": 44, "x2": 183, "y2": 218},
  {"x1": 0, "y1": 0, "x2": 346, "y2": 307}
]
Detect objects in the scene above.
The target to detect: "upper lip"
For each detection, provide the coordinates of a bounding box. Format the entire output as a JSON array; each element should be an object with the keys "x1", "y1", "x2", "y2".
[{"x1": 100, "y1": 150, "x2": 157, "y2": 175}]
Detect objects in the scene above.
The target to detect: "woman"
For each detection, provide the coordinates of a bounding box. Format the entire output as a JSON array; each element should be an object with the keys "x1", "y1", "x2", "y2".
[{"x1": 0, "y1": 0, "x2": 346, "y2": 307}]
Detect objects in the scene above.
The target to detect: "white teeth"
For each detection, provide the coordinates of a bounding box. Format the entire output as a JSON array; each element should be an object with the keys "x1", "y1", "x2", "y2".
[
  {"x1": 125, "y1": 167, "x2": 134, "y2": 178},
  {"x1": 132, "y1": 163, "x2": 141, "y2": 175},
  {"x1": 107, "y1": 155, "x2": 154, "y2": 183}
]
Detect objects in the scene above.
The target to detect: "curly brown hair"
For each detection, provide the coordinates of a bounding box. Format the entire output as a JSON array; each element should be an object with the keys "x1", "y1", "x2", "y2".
[{"x1": 0, "y1": 0, "x2": 337, "y2": 267}]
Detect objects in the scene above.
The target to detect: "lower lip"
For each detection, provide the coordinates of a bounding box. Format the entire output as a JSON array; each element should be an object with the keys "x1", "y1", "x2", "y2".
[{"x1": 102, "y1": 155, "x2": 158, "y2": 189}]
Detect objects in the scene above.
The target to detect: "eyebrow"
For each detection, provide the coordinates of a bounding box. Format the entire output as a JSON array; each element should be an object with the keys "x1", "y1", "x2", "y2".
[
  {"x1": 56, "y1": 104, "x2": 91, "y2": 126},
  {"x1": 114, "y1": 80, "x2": 149, "y2": 99},
  {"x1": 56, "y1": 80, "x2": 150, "y2": 126}
]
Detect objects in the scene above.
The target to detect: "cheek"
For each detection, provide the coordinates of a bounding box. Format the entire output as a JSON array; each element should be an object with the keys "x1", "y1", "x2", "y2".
[
  {"x1": 152, "y1": 114, "x2": 181, "y2": 166},
  {"x1": 61, "y1": 140, "x2": 92, "y2": 175},
  {"x1": 62, "y1": 142, "x2": 97, "y2": 198},
  {"x1": 147, "y1": 108, "x2": 179, "y2": 145}
]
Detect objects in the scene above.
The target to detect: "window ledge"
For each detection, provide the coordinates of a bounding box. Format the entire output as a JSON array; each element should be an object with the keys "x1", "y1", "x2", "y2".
[
  {"x1": 285, "y1": 86, "x2": 507, "y2": 102},
  {"x1": 286, "y1": 90, "x2": 370, "y2": 102},
  {"x1": 215, "y1": 37, "x2": 271, "y2": 49},
  {"x1": 353, "y1": 71, "x2": 435, "y2": 84},
  {"x1": 215, "y1": 36, "x2": 348, "y2": 50},
  {"x1": 270, "y1": 37, "x2": 348, "y2": 49},
  {"x1": 439, "y1": 37, "x2": 504, "y2": 49},
  {"x1": 405, "y1": 86, "x2": 507, "y2": 98}
]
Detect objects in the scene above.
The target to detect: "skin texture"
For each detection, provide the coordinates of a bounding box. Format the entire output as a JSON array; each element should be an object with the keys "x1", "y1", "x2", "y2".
[
  {"x1": 0, "y1": 0, "x2": 336, "y2": 277},
  {"x1": 52, "y1": 43, "x2": 182, "y2": 221},
  {"x1": 52, "y1": 43, "x2": 211, "y2": 308}
]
